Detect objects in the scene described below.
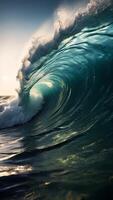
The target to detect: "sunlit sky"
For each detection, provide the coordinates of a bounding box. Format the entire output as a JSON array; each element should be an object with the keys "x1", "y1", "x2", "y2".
[{"x1": 0, "y1": 0, "x2": 86, "y2": 95}]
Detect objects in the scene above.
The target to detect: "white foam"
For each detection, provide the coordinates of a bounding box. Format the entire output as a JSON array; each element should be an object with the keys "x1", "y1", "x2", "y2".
[
  {"x1": 21, "y1": 0, "x2": 112, "y2": 69},
  {"x1": 0, "y1": 93, "x2": 43, "y2": 129}
]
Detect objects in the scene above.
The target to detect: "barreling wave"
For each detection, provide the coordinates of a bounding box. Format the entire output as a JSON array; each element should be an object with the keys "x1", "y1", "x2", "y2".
[{"x1": 0, "y1": 0, "x2": 113, "y2": 130}]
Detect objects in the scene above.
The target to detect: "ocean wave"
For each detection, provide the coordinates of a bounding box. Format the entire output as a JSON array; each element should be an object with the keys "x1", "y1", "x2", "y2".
[{"x1": 0, "y1": 0, "x2": 113, "y2": 130}]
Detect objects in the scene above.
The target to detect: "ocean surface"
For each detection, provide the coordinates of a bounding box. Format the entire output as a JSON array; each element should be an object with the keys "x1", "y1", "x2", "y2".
[{"x1": 0, "y1": 0, "x2": 113, "y2": 199}]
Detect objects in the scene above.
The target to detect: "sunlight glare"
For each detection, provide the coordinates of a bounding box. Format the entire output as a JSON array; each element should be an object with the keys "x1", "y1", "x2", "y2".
[{"x1": 0, "y1": 36, "x2": 24, "y2": 96}]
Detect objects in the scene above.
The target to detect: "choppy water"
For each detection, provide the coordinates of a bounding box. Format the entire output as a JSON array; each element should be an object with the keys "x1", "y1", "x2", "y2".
[{"x1": 0, "y1": 0, "x2": 113, "y2": 199}]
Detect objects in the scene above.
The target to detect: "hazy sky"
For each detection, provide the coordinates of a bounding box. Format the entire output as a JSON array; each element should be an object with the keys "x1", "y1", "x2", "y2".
[{"x1": 0, "y1": 0, "x2": 88, "y2": 95}]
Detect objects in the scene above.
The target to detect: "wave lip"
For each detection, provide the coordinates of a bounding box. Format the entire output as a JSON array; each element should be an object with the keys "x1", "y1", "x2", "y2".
[{"x1": 21, "y1": 0, "x2": 113, "y2": 68}]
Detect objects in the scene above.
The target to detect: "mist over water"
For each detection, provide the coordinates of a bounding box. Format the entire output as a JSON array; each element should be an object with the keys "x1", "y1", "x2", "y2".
[{"x1": 0, "y1": 0, "x2": 113, "y2": 199}]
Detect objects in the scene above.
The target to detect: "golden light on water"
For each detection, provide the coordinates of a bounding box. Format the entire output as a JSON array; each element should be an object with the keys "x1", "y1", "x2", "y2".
[{"x1": 0, "y1": 165, "x2": 32, "y2": 177}]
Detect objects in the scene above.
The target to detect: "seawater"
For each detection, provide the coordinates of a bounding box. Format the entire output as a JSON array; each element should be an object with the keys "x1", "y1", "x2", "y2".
[{"x1": 0, "y1": 0, "x2": 113, "y2": 199}]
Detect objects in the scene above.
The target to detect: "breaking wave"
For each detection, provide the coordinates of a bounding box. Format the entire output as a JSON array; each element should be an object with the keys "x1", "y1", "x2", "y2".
[{"x1": 0, "y1": 0, "x2": 113, "y2": 131}]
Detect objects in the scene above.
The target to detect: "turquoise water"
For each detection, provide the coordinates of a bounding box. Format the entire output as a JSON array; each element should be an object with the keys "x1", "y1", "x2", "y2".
[{"x1": 0, "y1": 1, "x2": 113, "y2": 199}]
